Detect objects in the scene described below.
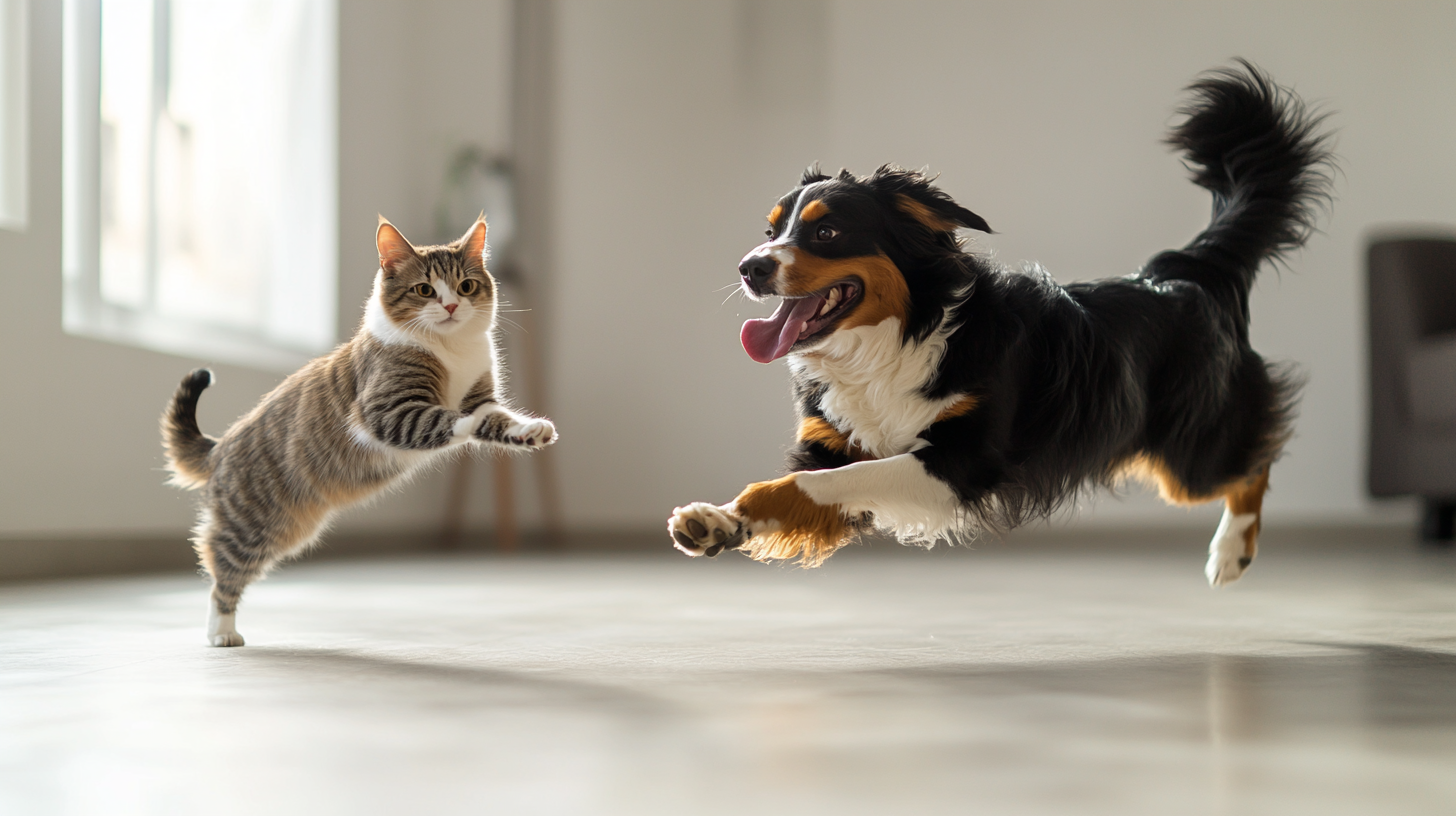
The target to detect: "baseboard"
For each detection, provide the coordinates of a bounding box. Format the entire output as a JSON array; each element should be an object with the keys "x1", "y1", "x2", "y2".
[
  {"x1": 0, "y1": 520, "x2": 1423, "y2": 583},
  {"x1": 1001, "y1": 519, "x2": 1421, "y2": 549},
  {"x1": 0, "y1": 528, "x2": 668, "y2": 583},
  {"x1": 0, "y1": 536, "x2": 198, "y2": 582}
]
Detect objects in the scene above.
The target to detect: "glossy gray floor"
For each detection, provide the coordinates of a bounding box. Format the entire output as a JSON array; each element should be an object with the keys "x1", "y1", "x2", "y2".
[{"x1": 3, "y1": 536, "x2": 1455, "y2": 815}]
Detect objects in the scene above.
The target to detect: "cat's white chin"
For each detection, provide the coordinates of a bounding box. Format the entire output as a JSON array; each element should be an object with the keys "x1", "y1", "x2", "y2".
[{"x1": 428, "y1": 316, "x2": 473, "y2": 335}]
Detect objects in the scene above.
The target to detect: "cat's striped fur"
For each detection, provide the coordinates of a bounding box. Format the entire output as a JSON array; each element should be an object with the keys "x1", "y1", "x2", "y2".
[{"x1": 162, "y1": 217, "x2": 556, "y2": 646}]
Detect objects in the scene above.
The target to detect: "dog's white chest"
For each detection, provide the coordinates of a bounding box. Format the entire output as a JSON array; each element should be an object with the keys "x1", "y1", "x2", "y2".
[{"x1": 792, "y1": 318, "x2": 964, "y2": 458}]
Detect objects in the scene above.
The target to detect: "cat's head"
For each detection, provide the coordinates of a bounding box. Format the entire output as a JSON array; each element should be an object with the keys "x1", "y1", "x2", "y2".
[{"x1": 374, "y1": 216, "x2": 496, "y2": 337}]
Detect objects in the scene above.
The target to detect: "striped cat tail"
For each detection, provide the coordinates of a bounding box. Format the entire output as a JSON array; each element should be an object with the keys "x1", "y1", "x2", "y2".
[{"x1": 162, "y1": 369, "x2": 219, "y2": 489}]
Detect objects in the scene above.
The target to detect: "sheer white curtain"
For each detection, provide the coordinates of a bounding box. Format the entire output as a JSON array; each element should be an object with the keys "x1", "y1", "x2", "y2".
[{"x1": 67, "y1": 0, "x2": 337, "y2": 370}]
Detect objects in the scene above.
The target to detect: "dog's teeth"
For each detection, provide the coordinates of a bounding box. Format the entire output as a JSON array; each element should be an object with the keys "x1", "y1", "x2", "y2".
[{"x1": 820, "y1": 289, "x2": 840, "y2": 317}]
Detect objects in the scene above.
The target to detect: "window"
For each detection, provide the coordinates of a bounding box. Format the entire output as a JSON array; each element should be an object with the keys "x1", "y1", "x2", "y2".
[
  {"x1": 0, "y1": 0, "x2": 25, "y2": 230},
  {"x1": 64, "y1": 0, "x2": 337, "y2": 371}
]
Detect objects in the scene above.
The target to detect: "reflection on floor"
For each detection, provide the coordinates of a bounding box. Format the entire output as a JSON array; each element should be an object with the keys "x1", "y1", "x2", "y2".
[{"x1": 3, "y1": 535, "x2": 1455, "y2": 815}]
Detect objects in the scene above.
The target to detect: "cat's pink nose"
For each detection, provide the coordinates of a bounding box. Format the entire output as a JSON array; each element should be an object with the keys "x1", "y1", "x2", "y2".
[{"x1": 444, "y1": 303, "x2": 457, "y2": 315}]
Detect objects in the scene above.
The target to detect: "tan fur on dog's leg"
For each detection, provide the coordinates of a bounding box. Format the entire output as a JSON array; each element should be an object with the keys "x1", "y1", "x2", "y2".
[
  {"x1": 734, "y1": 474, "x2": 856, "y2": 566},
  {"x1": 668, "y1": 473, "x2": 857, "y2": 565}
]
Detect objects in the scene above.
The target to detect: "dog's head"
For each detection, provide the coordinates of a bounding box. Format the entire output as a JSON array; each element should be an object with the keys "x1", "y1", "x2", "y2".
[{"x1": 738, "y1": 165, "x2": 991, "y2": 363}]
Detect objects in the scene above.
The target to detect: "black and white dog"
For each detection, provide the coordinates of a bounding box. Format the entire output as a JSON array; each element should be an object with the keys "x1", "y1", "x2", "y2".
[{"x1": 667, "y1": 61, "x2": 1332, "y2": 585}]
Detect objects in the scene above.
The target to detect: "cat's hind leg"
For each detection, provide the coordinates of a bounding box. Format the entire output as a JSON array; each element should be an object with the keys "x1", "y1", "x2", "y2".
[
  {"x1": 193, "y1": 506, "x2": 317, "y2": 647},
  {"x1": 193, "y1": 512, "x2": 265, "y2": 647}
]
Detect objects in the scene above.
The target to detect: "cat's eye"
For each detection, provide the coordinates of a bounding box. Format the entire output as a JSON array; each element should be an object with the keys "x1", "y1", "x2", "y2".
[
  {"x1": 815, "y1": 225, "x2": 838, "y2": 241},
  {"x1": 412, "y1": 283, "x2": 436, "y2": 298},
  {"x1": 458, "y1": 279, "x2": 481, "y2": 296}
]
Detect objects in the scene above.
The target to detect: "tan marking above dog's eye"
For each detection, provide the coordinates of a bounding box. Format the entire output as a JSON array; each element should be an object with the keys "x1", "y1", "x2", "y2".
[
  {"x1": 767, "y1": 204, "x2": 784, "y2": 225},
  {"x1": 801, "y1": 199, "x2": 830, "y2": 222}
]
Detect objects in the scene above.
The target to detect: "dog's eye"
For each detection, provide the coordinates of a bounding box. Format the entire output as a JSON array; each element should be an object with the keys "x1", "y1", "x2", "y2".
[
  {"x1": 458, "y1": 279, "x2": 480, "y2": 296},
  {"x1": 412, "y1": 283, "x2": 436, "y2": 298},
  {"x1": 815, "y1": 225, "x2": 838, "y2": 241}
]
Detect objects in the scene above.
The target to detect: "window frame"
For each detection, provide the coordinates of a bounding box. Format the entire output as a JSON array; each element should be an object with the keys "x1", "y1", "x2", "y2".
[
  {"x1": 0, "y1": 0, "x2": 26, "y2": 231},
  {"x1": 62, "y1": 0, "x2": 338, "y2": 373}
]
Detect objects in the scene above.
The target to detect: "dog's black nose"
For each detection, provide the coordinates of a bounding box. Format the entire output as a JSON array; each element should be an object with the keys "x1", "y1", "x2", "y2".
[{"x1": 739, "y1": 255, "x2": 778, "y2": 286}]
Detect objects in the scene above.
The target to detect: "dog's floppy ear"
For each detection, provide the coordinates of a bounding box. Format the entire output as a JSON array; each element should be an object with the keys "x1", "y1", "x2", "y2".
[
  {"x1": 896, "y1": 194, "x2": 993, "y2": 234},
  {"x1": 867, "y1": 164, "x2": 993, "y2": 234}
]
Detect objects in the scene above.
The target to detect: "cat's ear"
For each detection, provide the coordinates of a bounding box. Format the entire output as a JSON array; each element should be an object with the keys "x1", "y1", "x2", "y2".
[
  {"x1": 376, "y1": 216, "x2": 415, "y2": 277},
  {"x1": 456, "y1": 216, "x2": 488, "y2": 273}
]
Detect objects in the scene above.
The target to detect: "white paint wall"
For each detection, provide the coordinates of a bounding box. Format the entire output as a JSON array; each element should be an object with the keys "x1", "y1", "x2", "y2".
[{"x1": 4, "y1": 1, "x2": 1451, "y2": 544}]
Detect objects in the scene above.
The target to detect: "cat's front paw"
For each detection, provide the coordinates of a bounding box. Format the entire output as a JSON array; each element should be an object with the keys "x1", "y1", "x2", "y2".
[
  {"x1": 668, "y1": 502, "x2": 746, "y2": 557},
  {"x1": 473, "y1": 411, "x2": 557, "y2": 448},
  {"x1": 503, "y1": 418, "x2": 557, "y2": 449}
]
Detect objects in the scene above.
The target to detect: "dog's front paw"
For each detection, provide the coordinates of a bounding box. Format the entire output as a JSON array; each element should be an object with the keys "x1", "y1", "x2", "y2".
[{"x1": 668, "y1": 502, "x2": 746, "y2": 557}]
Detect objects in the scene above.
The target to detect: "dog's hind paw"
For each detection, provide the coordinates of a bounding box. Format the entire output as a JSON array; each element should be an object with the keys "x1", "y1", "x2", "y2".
[
  {"x1": 1206, "y1": 511, "x2": 1258, "y2": 587},
  {"x1": 668, "y1": 502, "x2": 746, "y2": 557}
]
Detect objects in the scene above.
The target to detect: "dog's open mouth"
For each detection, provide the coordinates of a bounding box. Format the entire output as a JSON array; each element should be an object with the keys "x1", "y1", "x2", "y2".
[{"x1": 741, "y1": 280, "x2": 861, "y2": 363}]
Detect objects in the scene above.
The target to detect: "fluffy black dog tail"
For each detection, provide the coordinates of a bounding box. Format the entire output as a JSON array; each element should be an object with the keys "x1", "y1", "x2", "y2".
[{"x1": 1162, "y1": 60, "x2": 1334, "y2": 306}]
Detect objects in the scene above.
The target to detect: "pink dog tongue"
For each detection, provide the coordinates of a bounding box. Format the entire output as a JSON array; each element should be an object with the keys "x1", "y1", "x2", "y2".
[{"x1": 741, "y1": 297, "x2": 823, "y2": 364}]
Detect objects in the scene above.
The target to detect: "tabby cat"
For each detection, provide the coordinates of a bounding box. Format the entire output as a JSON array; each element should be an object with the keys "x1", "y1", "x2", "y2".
[{"x1": 162, "y1": 216, "x2": 556, "y2": 646}]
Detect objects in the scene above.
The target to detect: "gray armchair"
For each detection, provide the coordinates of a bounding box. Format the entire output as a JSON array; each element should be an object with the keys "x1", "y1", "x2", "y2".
[{"x1": 1367, "y1": 237, "x2": 1456, "y2": 540}]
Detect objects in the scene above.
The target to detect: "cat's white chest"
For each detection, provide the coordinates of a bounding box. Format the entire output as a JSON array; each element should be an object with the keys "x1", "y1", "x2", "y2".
[
  {"x1": 362, "y1": 288, "x2": 496, "y2": 409},
  {"x1": 433, "y1": 333, "x2": 497, "y2": 408},
  {"x1": 792, "y1": 318, "x2": 961, "y2": 458}
]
